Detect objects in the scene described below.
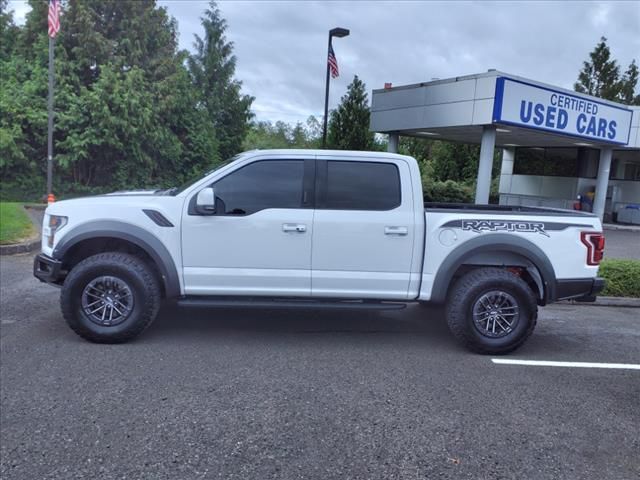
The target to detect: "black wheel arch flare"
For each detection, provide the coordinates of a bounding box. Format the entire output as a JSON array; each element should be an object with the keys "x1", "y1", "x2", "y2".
[
  {"x1": 52, "y1": 221, "x2": 181, "y2": 298},
  {"x1": 430, "y1": 233, "x2": 557, "y2": 304}
]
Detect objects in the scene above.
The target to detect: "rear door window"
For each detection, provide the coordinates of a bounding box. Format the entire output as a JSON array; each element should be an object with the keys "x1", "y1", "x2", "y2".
[{"x1": 321, "y1": 161, "x2": 401, "y2": 210}]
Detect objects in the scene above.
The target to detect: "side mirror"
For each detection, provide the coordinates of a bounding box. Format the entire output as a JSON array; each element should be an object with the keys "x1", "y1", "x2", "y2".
[{"x1": 196, "y1": 187, "x2": 216, "y2": 214}]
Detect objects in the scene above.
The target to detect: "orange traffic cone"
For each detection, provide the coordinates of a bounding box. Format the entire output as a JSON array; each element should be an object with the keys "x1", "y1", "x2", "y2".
[{"x1": 47, "y1": 193, "x2": 56, "y2": 204}]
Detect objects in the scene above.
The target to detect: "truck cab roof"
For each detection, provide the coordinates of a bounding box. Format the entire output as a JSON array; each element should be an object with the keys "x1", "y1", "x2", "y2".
[{"x1": 243, "y1": 149, "x2": 415, "y2": 162}]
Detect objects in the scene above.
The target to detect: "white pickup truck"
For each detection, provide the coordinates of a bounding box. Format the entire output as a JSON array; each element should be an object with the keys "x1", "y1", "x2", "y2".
[{"x1": 34, "y1": 149, "x2": 605, "y2": 353}]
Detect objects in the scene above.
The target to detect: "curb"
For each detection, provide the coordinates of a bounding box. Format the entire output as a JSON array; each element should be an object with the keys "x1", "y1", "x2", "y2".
[
  {"x1": 0, "y1": 204, "x2": 43, "y2": 256},
  {"x1": 566, "y1": 296, "x2": 640, "y2": 308},
  {"x1": 24, "y1": 204, "x2": 46, "y2": 211},
  {"x1": 0, "y1": 237, "x2": 41, "y2": 255},
  {"x1": 604, "y1": 224, "x2": 640, "y2": 232}
]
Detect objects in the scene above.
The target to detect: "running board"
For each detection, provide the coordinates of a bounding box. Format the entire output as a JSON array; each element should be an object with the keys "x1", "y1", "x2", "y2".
[{"x1": 176, "y1": 297, "x2": 407, "y2": 311}]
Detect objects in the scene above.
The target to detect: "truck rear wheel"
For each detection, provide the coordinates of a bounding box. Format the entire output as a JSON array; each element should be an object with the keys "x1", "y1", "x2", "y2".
[
  {"x1": 446, "y1": 267, "x2": 537, "y2": 354},
  {"x1": 61, "y1": 252, "x2": 160, "y2": 343}
]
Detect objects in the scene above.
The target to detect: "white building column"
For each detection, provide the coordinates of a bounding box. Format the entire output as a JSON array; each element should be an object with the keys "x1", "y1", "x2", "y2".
[
  {"x1": 387, "y1": 133, "x2": 399, "y2": 153},
  {"x1": 475, "y1": 125, "x2": 496, "y2": 204},
  {"x1": 593, "y1": 147, "x2": 613, "y2": 221},
  {"x1": 498, "y1": 148, "x2": 515, "y2": 202}
]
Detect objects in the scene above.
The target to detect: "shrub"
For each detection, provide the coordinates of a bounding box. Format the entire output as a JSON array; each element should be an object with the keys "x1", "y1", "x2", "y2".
[
  {"x1": 423, "y1": 179, "x2": 474, "y2": 204},
  {"x1": 0, "y1": 176, "x2": 44, "y2": 202},
  {"x1": 599, "y1": 259, "x2": 640, "y2": 298},
  {"x1": 0, "y1": 180, "x2": 113, "y2": 202}
]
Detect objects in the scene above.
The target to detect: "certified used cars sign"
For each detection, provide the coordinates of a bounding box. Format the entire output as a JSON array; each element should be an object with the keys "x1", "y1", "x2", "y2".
[{"x1": 492, "y1": 76, "x2": 633, "y2": 145}]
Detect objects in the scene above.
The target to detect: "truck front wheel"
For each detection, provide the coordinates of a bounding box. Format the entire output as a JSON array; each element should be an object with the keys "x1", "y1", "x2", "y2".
[
  {"x1": 61, "y1": 252, "x2": 161, "y2": 343},
  {"x1": 446, "y1": 268, "x2": 538, "y2": 354}
]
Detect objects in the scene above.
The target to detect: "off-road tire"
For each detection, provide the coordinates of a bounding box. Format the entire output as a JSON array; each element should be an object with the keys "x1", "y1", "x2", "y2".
[
  {"x1": 61, "y1": 252, "x2": 161, "y2": 343},
  {"x1": 446, "y1": 267, "x2": 538, "y2": 354}
]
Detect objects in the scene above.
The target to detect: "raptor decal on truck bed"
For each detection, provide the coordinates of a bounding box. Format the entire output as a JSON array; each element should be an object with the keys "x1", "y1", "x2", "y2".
[
  {"x1": 462, "y1": 220, "x2": 549, "y2": 237},
  {"x1": 441, "y1": 219, "x2": 590, "y2": 237}
]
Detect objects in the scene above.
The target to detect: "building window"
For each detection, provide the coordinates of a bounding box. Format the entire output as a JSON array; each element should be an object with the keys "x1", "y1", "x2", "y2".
[
  {"x1": 577, "y1": 148, "x2": 599, "y2": 178},
  {"x1": 513, "y1": 148, "x2": 545, "y2": 175},
  {"x1": 544, "y1": 148, "x2": 579, "y2": 177},
  {"x1": 514, "y1": 147, "x2": 579, "y2": 177},
  {"x1": 512, "y1": 147, "x2": 635, "y2": 180},
  {"x1": 610, "y1": 150, "x2": 640, "y2": 181}
]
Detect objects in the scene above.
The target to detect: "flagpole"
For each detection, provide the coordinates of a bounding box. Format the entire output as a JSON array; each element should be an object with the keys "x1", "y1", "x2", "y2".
[{"x1": 46, "y1": 34, "x2": 54, "y2": 198}]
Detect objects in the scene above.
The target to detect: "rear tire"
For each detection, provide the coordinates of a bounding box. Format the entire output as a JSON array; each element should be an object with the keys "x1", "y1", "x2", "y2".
[
  {"x1": 61, "y1": 252, "x2": 160, "y2": 343},
  {"x1": 446, "y1": 267, "x2": 537, "y2": 354}
]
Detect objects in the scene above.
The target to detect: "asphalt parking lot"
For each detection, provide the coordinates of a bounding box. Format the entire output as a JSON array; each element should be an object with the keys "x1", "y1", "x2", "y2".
[
  {"x1": 603, "y1": 229, "x2": 640, "y2": 260},
  {"x1": 1, "y1": 253, "x2": 639, "y2": 480}
]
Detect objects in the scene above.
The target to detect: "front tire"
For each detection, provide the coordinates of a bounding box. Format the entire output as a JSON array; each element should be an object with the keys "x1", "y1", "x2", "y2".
[
  {"x1": 61, "y1": 252, "x2": 161, "y2": 343},
  {"x1": 446, "y1": 268, "x2": 538, "y2": 354}
]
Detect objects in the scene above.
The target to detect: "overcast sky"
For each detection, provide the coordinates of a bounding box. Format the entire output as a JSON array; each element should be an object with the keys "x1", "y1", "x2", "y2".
[{"x1": 7, "y1": 1, "x2": 640, "y2": 124}]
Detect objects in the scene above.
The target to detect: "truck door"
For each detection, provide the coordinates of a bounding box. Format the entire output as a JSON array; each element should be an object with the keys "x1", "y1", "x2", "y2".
[
  {"x1": 181, "y1": 158, "x2": 314, "y2": 296},
  {"x1": 311, "y1": 157, "x2": 415, "y2": 300}
]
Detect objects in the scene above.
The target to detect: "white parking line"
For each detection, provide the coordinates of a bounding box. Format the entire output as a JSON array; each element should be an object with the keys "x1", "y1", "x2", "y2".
[{"x1": 491, "y1": 359, "x2": 640, "y2": 370}]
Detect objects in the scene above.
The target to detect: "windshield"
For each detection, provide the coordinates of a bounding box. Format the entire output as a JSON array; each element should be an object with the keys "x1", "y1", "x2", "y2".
[{"x1": 165, "y1": 154, "x2": 243, "y2": 195}]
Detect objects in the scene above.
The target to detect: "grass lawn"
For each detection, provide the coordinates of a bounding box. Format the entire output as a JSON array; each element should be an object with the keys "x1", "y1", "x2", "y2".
[{"x1": 0, "y1": 202, "x2": 36, "y2": 245}]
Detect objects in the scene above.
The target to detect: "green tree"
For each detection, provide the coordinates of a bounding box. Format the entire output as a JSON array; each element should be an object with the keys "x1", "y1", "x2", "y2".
[
  {"x1": 0, "y1": 56, "x2": 47, "y2": 180},
  {"x1": 243, "y1": 121, "x2": 290, "y2": 150},
  {"x1": 291, "y1": 122, "x2": 308, "y2": 147},
  {"x1": 327, "y1": 75, "x2": 375, "y2": 150},
  {"x1": 0, "y1": 0, "x2": 19, "y2": 60},
  {"x1": 0, "y1": 0, "x2": 49, "y2": 196},
  {"x1": 430, "y1": 142, "x2": 481, "y2": 183},
  {"x1": 1, "y1": 0, "x2": 225, "y2": 199},
  {"x1": 54, "y1": 0, "x2": 217, "y2": 190},
  {"x1": 305, "y1": 115, "x2": 323, "y2": 146},
  {"x1": 398, "y1": 136, "x2": 434, "y2": 173},
  {"x1": 396, "y1": 136, "x2": 501, "y2": 203},
  {"x1": 620, "y1": 60, "x2": 640, "y2": 105},
  {"x1": 188, "y1": 1, "x2": 253, "y2": 160},
  {"x1": 574, "y1": 36, "x2": 639, "y2": 105},
  {"x1": 242, "y1": 117, "x2": 322, "y2": 150},
  {"x1": 15, "y1": 0, "x2": 48, "y2": 62}
]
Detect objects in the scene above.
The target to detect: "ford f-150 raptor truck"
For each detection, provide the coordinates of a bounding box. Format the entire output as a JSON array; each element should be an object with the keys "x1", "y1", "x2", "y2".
[{"x1": 34, "y1": 149, "x2": 605, "y2": 353}]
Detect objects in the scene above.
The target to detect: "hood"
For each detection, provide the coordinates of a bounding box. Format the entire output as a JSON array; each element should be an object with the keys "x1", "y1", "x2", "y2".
[{"x1": 103, "y1": 190, "x2": 160, "y2": 196}]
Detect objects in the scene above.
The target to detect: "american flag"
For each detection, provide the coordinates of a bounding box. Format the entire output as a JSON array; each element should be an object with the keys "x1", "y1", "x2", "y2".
[
  {"x1": 328, "y1": 44, "x2": 339, "y2": 78},
  {"x1": 48, "y1": 0, "x2": 61, "y2": 38}
]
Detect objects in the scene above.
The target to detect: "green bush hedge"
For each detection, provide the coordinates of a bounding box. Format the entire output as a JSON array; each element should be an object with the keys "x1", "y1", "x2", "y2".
[
  {"x1": 599, "y1": 259, "x2": 640, "y2": 298},
  {"x1": 423, "y1": 179, "x2": 474, "y2": 203},
  {"x1": 0, "y1": 180, "x2": 115, "y2": 203}
]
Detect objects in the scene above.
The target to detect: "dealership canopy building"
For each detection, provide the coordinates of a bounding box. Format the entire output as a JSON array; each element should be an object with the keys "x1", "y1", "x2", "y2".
[{"x1": 370, "y1": 70, "x2": 640, "y2": 223}]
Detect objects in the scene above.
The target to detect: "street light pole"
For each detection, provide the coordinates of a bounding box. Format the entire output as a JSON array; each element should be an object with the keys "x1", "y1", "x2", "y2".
[
  {"x1": 322, "y1": 27, "x2": 349, "y2": 149},
  {"x1": 321, "y1": 34, "x2": 332, "y2": 149}
]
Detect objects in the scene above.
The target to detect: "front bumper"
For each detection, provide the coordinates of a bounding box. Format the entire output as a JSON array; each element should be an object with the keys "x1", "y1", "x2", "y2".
[
  {"x1": 33, "y1": 253, "x2": 64, "y2": 286},
  {"x1": 555, "y1": 277, "x2": 606, "y2": 302}
]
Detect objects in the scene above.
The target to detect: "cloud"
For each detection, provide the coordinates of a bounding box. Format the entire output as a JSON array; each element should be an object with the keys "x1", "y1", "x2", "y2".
[
  {"x1": 6, "y1": 0, "x2": 30, "y2": 24},
  {"x1": 161, "y1": 1, "x2": 639, "y2": 123},
  {"x1": 9, "y1": 0, "x2": 640, "y2": 123}
]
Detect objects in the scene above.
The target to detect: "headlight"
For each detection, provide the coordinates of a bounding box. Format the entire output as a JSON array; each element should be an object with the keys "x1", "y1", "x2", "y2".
[{"x1": 44, "y1": 215, "x2": 68, "y2": 248}]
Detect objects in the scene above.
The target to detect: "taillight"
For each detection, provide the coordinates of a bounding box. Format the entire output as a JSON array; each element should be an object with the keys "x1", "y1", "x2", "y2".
[{"x1": 580, "y1": 232, "x2": 605, "y2": 266}]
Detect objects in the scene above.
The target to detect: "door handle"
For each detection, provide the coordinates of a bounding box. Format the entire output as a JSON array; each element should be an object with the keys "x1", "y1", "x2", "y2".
[
  {"x1": 384, "y1": 226, "x2": 408, "y2": 236},
  {"x1": 282, "y1": 223, "x2": 307, "y2": 233}
]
